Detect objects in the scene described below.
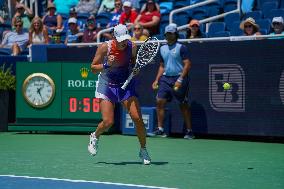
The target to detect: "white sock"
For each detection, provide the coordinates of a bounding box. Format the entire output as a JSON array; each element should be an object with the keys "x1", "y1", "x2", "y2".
[
  {"x1": 187, "y1": 129, "x2": 192, "y2": 132},
  {"x1": 158, "y1": 127, "x2": 164, "y2": 132}
]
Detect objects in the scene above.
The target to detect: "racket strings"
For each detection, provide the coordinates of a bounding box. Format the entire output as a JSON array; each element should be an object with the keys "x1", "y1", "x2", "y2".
[{"x1": 136, "y1": 38, "x2": 159, "y2": 69}]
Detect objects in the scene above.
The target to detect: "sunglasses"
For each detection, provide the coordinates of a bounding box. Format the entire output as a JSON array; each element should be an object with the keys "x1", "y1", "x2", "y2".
[
  {"x1": 244, "y1": 25, "x2": 253, "y2": 28},
  {"x1": 191, "y1": 24, "x2": 199, "y2": 27},
  {"x1": 273, "y1": 22, "x2": 282, "y2": 25},
  {"x1": 134, "y1": 27, "x2": 142, "y2": 30},
  {"x1": 115, "y1": 3, "x2": 121, "y2": 6}
]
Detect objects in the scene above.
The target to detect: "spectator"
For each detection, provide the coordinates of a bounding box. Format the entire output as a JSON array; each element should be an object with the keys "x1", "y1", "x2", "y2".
[
  {"x1": 241, "y1": 0, "x2": 255, "y2": 14},
  {"x1": 82, "y1": 16, "x2": 99, "y2": 42},
  {"x1": 12, "y1": 3, "x2": 33, "y2": 30},
  {"x1": 149, "y1": 24, "x2": 194, "y2": 139},
  {"x1": 42, "y1": 2, "x2": 63, "y2": 34},
  {"x1": 131, "y1": 23, "x2": 148, "y2": 41},
  {"x1": 140, "y1": 0, "x2": 159, "y2": 13},
  {"x1": 119, "y1": 1, "x2": 138, "y2": 30},
  {"x1": 269, "y1": 16, "x2": 284, "y2": 39},
  {"x1": 134, "y1": 0, "x2": 160, "y2": 35},
  {"x1": 240, "y1": 17, "x2": 261, "y2": 36},
  {"x1": 53, "y1": 0, "x2": 79, "y2": 15},
  {"x1": 51, "y1": 32, "x2": 62, "y2": 44},
  {"x1": 0, "y1": 19, "x2": 29, "y2": 56},
  {"x1": 102, "y1": 0, "x2": 123, "y2": 40},
  {"x1": 122, "y1": 0, "x2": 140, "y2": 10},
  {"x1": 28, "y1": 16, "x2": 49, "y2": 45},
  {"x1": 187, "y1": 19, "x2": 204, "y2": 39},
  {"x1": 98, "y1": 0, "x2": 115, "y2": 14},
  {"x1": 75, "y1": 0, "x2": 98, "y2": 14},
  {"x1": 62, "y1": 8, "x2": 84, "y2": 32},
  {"x1": 107, "y1": 0, "x2": 123, "y2": 28},
  {"x1": 65, "y1": 17, "x2": 83, "y2": 44}
]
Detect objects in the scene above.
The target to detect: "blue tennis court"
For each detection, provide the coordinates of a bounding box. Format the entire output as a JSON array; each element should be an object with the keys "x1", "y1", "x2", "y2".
[{"x1": 0, "y1": 175, "x2": 177, "y2": 189}]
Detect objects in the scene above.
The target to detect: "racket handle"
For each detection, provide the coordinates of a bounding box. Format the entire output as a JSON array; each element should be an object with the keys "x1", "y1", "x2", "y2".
[{"x1": 121, "y1": 72, "x2": 134, "y2": 90}]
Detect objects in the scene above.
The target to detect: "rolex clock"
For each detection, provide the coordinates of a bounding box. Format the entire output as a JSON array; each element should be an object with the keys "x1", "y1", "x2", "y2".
[{"x1": 22, "y1": 73, "x2": 55, "y2": 108}]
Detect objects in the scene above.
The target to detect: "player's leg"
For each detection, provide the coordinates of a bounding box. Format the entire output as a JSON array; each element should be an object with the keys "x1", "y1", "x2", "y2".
[
  {"x1": 95, "y1": 99, "x2": 115, "y2": 138},
  {"x1": 122, "y1": 96, "x2": 151, "y2": 165},
  {"x1": 122, "y1": 96, "x2": 146, "y2": 147},
  {"x1": 88, "y1": 99, "x2": 115, "y2": 156}
]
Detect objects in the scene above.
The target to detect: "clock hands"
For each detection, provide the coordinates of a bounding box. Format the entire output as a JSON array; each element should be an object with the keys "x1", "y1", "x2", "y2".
[{"x1": 37, "y1": 86, "x2": 44, "y2": 102}]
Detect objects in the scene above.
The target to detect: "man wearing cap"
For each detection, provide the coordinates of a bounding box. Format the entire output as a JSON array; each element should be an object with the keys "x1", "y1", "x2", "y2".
[
  {"x1": 269, "y1": 16, "x2": 284, "y2": 39},
  {"x1": 89, "y1": 24, "x2": 151, "y2": 165},
  {"x1": 150, "y1": 23, "x2": 194, "y2": 139},
  {"x1": 12, "y1": 3, "x2": 33, "y2": 30},
  {"x1": 62, "y1": 8, "x2": 84, "y2": 32},
  {"x1": 64, "y1": 17, "x2": 83, "y2": 44},
  {"x1": 119, "y1": 1, "x2": 138, "y2": 29}
]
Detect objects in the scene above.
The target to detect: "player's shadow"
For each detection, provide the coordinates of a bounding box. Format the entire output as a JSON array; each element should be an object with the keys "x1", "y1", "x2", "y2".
[{"x1": 96, "y1": 161, "x2": 168, "y2": 166}]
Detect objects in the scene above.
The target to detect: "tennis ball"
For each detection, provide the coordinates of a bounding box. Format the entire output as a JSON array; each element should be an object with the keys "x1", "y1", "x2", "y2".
[
  {"x1": 153, "y1": 84, "x2": 159, "y2": 90},
  {"x1": 223, "y1": 82, "x2": 231, "y2": 90},
  {"x1": 174, "y1": 86, "x2": 179, "y2": 91}
]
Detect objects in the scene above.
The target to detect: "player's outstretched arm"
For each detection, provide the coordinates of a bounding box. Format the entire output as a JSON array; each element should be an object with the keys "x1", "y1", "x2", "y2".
[{"x1": 90, "y1": 43, "x2": 108, "y2": 74}]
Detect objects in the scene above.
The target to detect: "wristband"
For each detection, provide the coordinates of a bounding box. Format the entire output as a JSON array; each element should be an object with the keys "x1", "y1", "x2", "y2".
[
  {"x1": 103, "y1": 62, "x2": 110, "y2": 69},
  {"x1": 177, "y1": 77, "x2": 183, "y2": 83}
]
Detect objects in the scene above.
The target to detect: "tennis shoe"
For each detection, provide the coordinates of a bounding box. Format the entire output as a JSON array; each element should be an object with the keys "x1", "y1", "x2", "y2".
[
  {"x1": 88, "y1": 132, "x2": 99, "y2": 156},
  {"x1": 139, "y1": 148, "x2": 151, "y2": 165},
  {"x1": 184, "y1": 130, "x2": 195, "y2": 139},
  {"x1": 147, "y1": 128, "x2": 167, "y2": 137}
]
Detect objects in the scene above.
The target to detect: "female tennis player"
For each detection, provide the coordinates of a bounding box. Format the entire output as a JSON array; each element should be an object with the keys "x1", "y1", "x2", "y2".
[{"x1": 89, "y1": 24, "x2": 151, "y2": 165}]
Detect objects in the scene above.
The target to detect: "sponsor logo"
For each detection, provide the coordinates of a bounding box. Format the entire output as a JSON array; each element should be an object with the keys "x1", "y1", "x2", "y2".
[{"x1": 209, "y1": 64, "x2": 245, "y2": 112}]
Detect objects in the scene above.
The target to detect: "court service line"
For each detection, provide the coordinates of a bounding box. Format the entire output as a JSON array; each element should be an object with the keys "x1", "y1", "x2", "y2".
[{"x1": 0, "y1": 175, "x2": 178, "y2": 189}]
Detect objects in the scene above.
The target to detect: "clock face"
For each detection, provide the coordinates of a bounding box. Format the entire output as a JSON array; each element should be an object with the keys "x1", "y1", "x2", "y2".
[{"x1": 22, "y1": 73, "x2": 55, "y2": 108}]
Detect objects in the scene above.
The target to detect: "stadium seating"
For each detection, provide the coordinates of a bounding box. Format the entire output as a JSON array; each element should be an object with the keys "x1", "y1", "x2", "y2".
[
  {"x1": 265, "y1": 9, "x2": 284, "y2": 20},
  {"x1": 243, "y1": 11, "x2": 263, "y2": 20},
  {"x1": 261, "y1": 1, "x2": 279, "y2": 18},
  {"x1": 208, "y1": 22, "x2": 226, "y2": 37},
  {"x1": 210, "y1": 31, "x2": 231, "y2": 37},
  {"x1": 224, "y1": 12, "x2": 241, "y2": 31},
  {"x1": 257, "y1": 18, "x2": 271, "y2": 34}
]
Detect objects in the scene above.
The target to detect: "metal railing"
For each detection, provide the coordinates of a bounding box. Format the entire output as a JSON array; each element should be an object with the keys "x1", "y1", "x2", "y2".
[
  {"x1": 169, "y1": 0, "x2": 241, "y2": 31},
  {"x1": 68, "y1": 34, "x2": 284, "y2": 47}
]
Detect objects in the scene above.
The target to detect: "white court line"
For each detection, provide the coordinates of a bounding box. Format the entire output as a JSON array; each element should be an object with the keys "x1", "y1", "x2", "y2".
[{"x1": 0, "y1": 175, "x2": 178, "y2": 189}]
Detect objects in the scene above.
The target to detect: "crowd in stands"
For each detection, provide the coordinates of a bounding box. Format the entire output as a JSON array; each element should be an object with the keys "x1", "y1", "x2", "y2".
[{"x1": 0, "y1": 0, "x2": 284, "y2": 56}]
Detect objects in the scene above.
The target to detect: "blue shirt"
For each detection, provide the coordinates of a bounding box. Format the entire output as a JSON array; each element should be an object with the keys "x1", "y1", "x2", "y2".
[
  {"x1": 160, "y1": 42, "x2": 190, "y2": 76},
  {"x1": 1, "y1": 31, "x2": 29, "y2": 50}
]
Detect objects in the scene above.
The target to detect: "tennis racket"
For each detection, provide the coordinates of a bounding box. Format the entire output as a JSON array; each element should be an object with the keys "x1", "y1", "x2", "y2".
[{"x1": 121, "y1": 37, "x2": 160, "y2": 90}]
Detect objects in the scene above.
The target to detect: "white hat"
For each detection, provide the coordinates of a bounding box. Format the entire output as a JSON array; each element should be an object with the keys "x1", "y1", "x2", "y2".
[
  {"x1": 68, "y1": 17, "x2": 77, "y2": 24},
  {"x1": 113, "y1": 24, "x2": 131, "y2": 42},
  {"x1": 272, "y1": 16, "x2": 284, "y2": 24},
  {"x1": 123, "y1": 1, "x2": 132, "y2": 7},
  {"x1": 165, "y1": 23, "x2": 177, "y2": 34}
]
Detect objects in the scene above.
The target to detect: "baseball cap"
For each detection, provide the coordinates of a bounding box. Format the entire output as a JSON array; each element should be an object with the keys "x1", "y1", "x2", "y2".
[
  {"x1": 68, "y1": 17, "x2": 77, "y2": 24},
  {"x1": 113, "y1": 24, "x2": 131, "y2": 42},
  {"x1": 123, "y1": 1, "x2": 132, "y2": 7},
  {"x1": 164, "y1": 23, "x2": 177, "y2": 34},
  {"x1": 272, "y1": 16, "x2": 284, "y2": 24}
]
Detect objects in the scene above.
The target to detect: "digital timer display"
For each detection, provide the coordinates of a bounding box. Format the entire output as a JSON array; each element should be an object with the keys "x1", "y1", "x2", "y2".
[
  {"x1": 69, "y1": 97, "x2": 100, "y2": 112},
  {"x1": 62, "y1": 91, "x2": 102, "y2": 119}
]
